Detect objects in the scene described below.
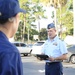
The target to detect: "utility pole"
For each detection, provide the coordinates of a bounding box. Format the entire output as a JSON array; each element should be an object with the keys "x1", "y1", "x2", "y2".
[
  {"x1": 28, "y1": 28, "x2": 29, "y2": 44},
  {"x1": 22, "y1": 14, "x2": 26, "y2": 42},
  {"x1": 38, "y1": 19, "x2": 40, "y2": 41}
]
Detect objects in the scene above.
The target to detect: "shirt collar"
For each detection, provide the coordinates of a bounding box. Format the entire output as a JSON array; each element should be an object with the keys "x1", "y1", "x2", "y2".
[
  {"x1": 48, "y1": 35, "x2": 59, "y2": 42},
  {"x1": 0, "y1": 31, "x2": 8, "y2": 41}
]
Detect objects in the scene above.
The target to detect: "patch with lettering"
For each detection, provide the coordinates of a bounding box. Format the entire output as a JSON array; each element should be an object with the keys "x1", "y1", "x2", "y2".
[{"x1": 53, "y1": 42, "x2": 57, "y2": 46}]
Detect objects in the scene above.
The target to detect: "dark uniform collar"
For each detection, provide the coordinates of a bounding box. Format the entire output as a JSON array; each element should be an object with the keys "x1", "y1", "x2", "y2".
[{"x1": 0, "y1": 31, "x2": 8, "y2": 41}]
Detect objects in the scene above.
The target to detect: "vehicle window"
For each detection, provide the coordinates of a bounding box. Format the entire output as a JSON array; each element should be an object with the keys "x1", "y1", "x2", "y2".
[
  {"x1": 14, "y1": 43, "x2": 19, "y2": 47},
  {"x1": 34, "y1": 42, "x2": 44, "y2": 46},
  {"x1": 20, "y1": 43, "x2": 26, "y2": 47}
]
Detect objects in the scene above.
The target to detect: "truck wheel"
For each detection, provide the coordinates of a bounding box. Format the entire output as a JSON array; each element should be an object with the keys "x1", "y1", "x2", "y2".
[
  {"x1": 24, "y1": 54, "x2": 28, "y2": 56},
  {"x1": 70, "y1": 55, "x2": 75, "y2": 64}
]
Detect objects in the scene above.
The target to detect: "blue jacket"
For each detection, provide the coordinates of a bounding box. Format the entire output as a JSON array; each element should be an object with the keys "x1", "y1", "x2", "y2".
[{"x1": 0, "y1": 31, "x2": 23, "y2": 75}]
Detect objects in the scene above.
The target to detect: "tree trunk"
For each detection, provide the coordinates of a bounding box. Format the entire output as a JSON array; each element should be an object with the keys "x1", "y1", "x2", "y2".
[{"x1": 73, "y1": 0, "x2": 75, "y2": 37}]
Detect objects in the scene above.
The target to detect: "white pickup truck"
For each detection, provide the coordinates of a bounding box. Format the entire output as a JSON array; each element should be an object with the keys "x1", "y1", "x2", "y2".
[{"x1": 31, "y1": 41, "x2": 45, "y2": 55}]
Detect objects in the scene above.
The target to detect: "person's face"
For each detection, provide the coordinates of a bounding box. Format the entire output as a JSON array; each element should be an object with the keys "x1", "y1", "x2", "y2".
[{"x1": 47, "y1": 28, "x2": 56, "y2": 39}]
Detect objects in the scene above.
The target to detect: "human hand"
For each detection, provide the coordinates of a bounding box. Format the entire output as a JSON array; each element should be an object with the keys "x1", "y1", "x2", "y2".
[{"x1": 48, "y1": 56, "x2": 55, "y2": 61}]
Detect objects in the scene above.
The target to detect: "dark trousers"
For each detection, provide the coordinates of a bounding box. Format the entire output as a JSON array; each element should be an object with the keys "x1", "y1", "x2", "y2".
[{"x1": 45, "y1": 62, "x2": 63, "y2": 75}]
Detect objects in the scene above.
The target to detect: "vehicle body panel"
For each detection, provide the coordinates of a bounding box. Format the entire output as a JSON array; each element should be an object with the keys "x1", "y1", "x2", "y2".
[
  {"x1": 31, "y1": 41, "x2": 45, "y2": 55},
  {"x1": 12, "y1": 42, "x2": 32, "y2": 56}
]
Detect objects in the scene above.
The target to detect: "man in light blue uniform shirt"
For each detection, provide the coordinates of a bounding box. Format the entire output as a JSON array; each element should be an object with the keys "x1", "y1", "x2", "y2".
[{"x1": 41, "y1": 23, "x2": 68, "y2": 75}]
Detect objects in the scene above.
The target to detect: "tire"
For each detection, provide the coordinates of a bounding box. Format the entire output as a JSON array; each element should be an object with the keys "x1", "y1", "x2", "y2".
[
  {"x1": 23, "y1": 54, "x2": 28, "y2": 56},
  {"x1": 70, "y1": 55, "x2": 75, "y2": 64}
]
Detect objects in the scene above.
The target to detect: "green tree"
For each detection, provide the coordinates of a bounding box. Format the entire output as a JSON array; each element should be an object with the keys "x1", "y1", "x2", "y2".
[
  {"x1": 57, "y1": 0, "x2": 73, "y2": 39},
  {"x1": 15, "y1": 0, "x2": 45, "y2": 42},
  {"x1": 39, "y1": 28, "x2": 47, "y2": 40}
]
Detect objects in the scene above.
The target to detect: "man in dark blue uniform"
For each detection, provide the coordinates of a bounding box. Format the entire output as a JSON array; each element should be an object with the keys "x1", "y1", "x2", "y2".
[{"x1": 0, "y1": 0, "x2": 26, "y2": 75}]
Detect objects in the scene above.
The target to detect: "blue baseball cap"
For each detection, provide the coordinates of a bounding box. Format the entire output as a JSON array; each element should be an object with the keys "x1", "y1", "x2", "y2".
[
  {"x1": 47, "y1": 23, "x2": 55, "y2": 29},
  {"x1": 0, "y1": 0, "x2": 26, "y2": 19}
]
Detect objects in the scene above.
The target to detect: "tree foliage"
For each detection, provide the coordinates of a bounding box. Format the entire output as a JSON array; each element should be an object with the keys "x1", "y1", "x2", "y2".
[
  {"x1": 15, "y1": 0, "x2": 73, "y2": 41},
  {"x1": 39, "y1": 28, "x2": 47, "y2": 40},
  {"x1": 40, "y1": 0, "x2": 67, "y2": 7},
  {"x1": 57, "y1": 0, "x2": 73, "y2": 38},
  {"x1": 15, "y1": 0, "x2": 46, "y2": 42}
]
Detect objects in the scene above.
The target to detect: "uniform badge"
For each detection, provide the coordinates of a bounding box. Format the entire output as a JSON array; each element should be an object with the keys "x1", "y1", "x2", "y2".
[{"x1": 53, "y1": 42, "x2": 57, "y2": 46}]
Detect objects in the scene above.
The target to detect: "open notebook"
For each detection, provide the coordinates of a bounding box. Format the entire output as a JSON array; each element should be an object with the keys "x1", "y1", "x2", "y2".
[{"x1": 36, "y1": 54, "x2": 63, "y2": 62}]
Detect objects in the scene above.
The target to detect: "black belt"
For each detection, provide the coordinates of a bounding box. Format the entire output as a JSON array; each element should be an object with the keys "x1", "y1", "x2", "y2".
[{"x1": 46, "y1": 62, "x2": 61, "y2": 65}]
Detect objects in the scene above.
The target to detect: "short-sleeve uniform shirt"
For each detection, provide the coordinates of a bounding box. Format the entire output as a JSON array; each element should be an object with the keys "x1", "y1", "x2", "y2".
[{"x1": 42, "y1": 36, "x2": 68, "y2": 58}]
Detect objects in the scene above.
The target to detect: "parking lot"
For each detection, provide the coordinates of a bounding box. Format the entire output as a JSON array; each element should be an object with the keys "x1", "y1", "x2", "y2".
[{"x1": 21, "y1": 55, "x2": 75, "y2": 75}]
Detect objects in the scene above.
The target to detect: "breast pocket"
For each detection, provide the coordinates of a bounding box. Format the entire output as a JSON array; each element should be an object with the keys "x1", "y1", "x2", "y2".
[{"x1": 52, "y1": 45, "x2": 59, "y2": 52}]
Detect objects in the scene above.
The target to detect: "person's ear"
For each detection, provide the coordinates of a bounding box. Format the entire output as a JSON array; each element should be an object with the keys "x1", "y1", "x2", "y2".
[{"x1": 8, "y1": 17, "x2": 15, "y2": 22}]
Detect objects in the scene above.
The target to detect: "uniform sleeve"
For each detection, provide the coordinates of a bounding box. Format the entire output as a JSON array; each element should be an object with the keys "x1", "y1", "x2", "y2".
[
  {"x1": 0, "y1": 52, "x2": 23, "y2": 75},
  {"x1": 59, "y1": 40, "x2": 68, "y2": 54}
]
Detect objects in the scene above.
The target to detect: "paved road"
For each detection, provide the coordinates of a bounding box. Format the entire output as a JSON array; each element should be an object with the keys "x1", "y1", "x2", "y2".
[{"x1": 21, "y1": 55, "x2": 75, "y2": 75}]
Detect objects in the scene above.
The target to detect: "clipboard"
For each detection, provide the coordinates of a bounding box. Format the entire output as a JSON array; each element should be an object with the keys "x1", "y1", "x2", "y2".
[{"x1": 36, "y1": 54, "x2": 49, "y2": 60}]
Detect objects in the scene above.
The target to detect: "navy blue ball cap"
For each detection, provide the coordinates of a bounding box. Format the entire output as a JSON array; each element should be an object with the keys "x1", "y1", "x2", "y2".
[
  {"x1": 0, "y1": 0, "x2": 26, "y2": 19},
  {"x1": 47, "y1": 23, "x2": 55, "y2": 29}
]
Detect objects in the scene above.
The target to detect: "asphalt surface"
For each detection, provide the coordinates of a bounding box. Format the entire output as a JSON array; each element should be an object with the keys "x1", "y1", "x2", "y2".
[{"x1": 21, "y1": 55, "x2": 75, "y2": 75}]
